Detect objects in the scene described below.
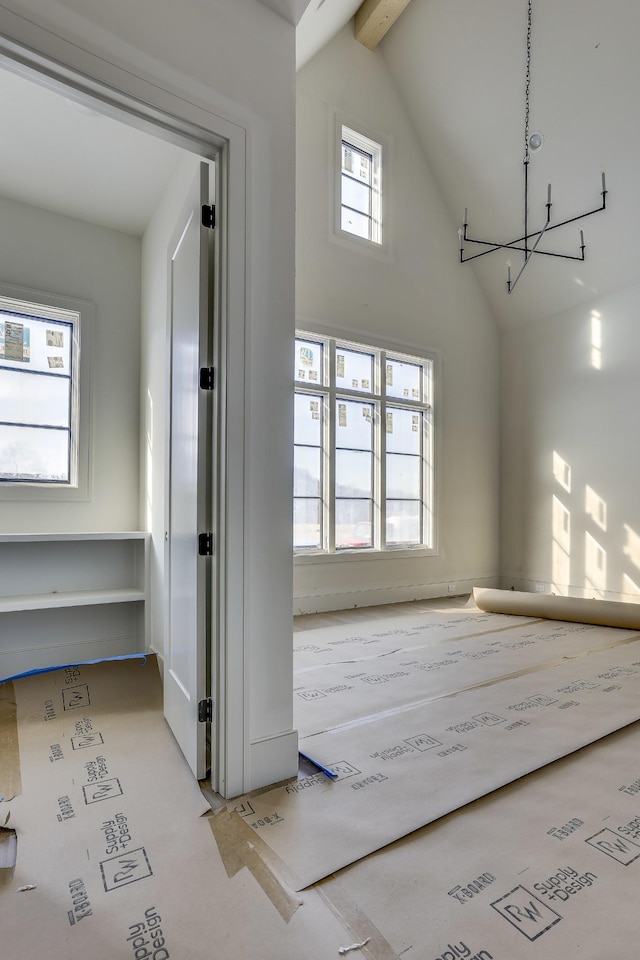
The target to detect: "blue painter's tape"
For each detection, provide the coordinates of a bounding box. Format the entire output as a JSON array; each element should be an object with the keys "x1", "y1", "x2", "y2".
[
  {"x1": 0, "y1": 653, "x2": 148, "y2": 685},
  {"x1": 298, "y1": 750, "x2": 338, "y2": 780}
]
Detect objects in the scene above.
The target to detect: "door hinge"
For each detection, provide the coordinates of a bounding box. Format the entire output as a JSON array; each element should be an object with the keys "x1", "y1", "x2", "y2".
[
  {"x1": 201, "y1": 204, "x2": 216, "y2": 229},
  {"x1": 199, "y1": 366, "x2": 215, "y2": 390},
  {"x1": 198, "y1": 532, "x2": 214, "y2": 556},
  {"x1": 198, "y1": 698, "x2": 213, "y2": 723}
]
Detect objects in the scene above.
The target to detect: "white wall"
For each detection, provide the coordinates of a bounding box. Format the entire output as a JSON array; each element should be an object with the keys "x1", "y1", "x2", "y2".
[
  {"x1": 0, "y1": 0, "x2": 298, "y2": 792},
  {"x1": 0, "y1": 193, "x2": 141, "y2": 532},
  {"x1": 294, "y1": 26, "x2": 501, "y2": 613},
  {"x1": 501, "y1": 282, "x2": 640, "y2": 603}
]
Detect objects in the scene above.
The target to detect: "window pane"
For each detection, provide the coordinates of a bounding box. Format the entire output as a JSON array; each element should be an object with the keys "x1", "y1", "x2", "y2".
[
  {"x1": 336, "y1": 399, "x2": 373, "y2": 450},
  {"x1": 294, "y1": 393, "x2": 322, "y2": 445},
  {"x1": 0, "y1": 424, "x2": 70, "y2": 482},
  {"x1": 341, "y1": 207, "x2": 371, "y2": 240},
  {"x1": 386, "y1": 501, "x2": 421, "y2": 545},
  {"x1": 294, "y1": 498, "x2": 322, "y2": 550},
  {"x1": 386, "y1": 407, "x2": 421, "y2": 454},
  {"x1": 336, "y1": 499, "x2": 372, "y2": 549},
  {"x1": 386, "y1": 358, "x2": 423, "y2": 401},
  {"x1": 0, "y1": 368, "x2": 70, "y2": 427},
  {"x1": 0, "y1": 313, "x2": 73, "y2": 375},
  {"x1": 294, "y1": 446, "x2": 321, "y2": 496},
  {"x1": 341, "y1": 175, "x2": 371, "y2": 216},
  {"x1": 295, "y1": 338, "x2": 323, "y2": 385},
  {"x1": 342, "y1": 143, "x2": 372, "y2": 185},
  {"x1": 336, "y1": 348, "x2": 374, "y2": 394},
  {"x1": 335, "y1": 449, "x2": 372, "y2": 498},
  {"x1": 387, "y1": 453, "x2": 421, "y2": 498}
]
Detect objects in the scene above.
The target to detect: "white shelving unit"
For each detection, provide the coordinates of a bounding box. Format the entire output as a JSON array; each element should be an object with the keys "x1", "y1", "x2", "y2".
[{"x1": 0, "y1": 532, "x2": 149, "y2": 680}]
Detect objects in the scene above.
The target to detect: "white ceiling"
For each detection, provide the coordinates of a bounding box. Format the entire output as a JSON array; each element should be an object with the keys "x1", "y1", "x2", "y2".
[
  {"x1": 256, "y1": 0, "x2": 313, "y2": 26},
  {"x1": 296, "y1": 0, "x2": 362, "y2": 69},
  {"x1": 0, "y1": 66, "x2": 189, "y2": 236}
]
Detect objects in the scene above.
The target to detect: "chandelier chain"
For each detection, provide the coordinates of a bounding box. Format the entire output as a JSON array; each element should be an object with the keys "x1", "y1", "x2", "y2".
[{"x1": 524, "y1": 0, "x2": 532, "y2": 164}]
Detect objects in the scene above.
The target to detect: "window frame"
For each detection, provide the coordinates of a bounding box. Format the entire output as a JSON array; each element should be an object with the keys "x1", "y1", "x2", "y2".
[
  {"x1": 333, "y1": 117, "x2": 385, "y2": 251},
  {"x1": 0, "y1": 282, "x2": 93, "y2": 502},
  {"x1": 294, "y1": 330, "x2": 436, "y2": 561}
]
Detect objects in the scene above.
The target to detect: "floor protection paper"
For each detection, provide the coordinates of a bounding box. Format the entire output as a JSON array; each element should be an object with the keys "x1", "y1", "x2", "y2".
[
  {"x1": 331, "y1": 718, "x2": 640, "y2": 958},
  {"x1": 294, "y1": 614, "x2": 640, "y2": 737},
  {"x1": 237, "y1": 609, "x2": 640, "y2": 889},
  {"x1": 0, "y1": 658, "x2": 356, "y2": 960}
]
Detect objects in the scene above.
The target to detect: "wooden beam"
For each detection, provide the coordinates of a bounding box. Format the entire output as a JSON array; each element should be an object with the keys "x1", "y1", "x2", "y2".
[{"x1": 355, "y1": 0, "x2": 413, "y2": 50}]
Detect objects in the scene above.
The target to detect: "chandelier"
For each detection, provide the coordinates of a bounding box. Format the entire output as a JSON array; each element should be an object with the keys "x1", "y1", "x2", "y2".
[{"x1": 458, "y1": 0, "x2": 607, "y2": 293}]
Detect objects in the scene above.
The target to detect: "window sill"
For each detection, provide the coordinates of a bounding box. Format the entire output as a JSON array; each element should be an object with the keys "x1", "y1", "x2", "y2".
[
  {"x1": 330, "y1": 228, "x2": 391, "y2": 264},
  {"x1": 294, "y1": 545, "x2": 437, "y2": 565}
]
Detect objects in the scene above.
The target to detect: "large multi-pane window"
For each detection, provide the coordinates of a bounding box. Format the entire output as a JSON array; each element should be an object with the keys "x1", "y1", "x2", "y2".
[
  {"x1": 294, "y1": 333, "x2": 434, "y2": 554},
  {"x1": 0, "y1": 295, "x2": 80, "y2": 484},
  {"x1": 340, "y1": 125, "x2": 382, "y2": 245}
]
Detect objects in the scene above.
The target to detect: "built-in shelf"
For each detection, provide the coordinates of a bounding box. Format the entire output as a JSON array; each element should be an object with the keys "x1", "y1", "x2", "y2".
[
  {"x1": 0, "y1": 587, "x2": 146, "y2": 614},
  {"x1": 0, "y1": 531, "x2": 147, "y2": 543},
  {"x1": 0, "y1": 532, "x2": 149, "y2": 679}
]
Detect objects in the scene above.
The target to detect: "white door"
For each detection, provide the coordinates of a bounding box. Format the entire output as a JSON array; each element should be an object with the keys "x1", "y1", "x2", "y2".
[{"x1": 164, "y1": 161, "x2": 213, "y2": 779}]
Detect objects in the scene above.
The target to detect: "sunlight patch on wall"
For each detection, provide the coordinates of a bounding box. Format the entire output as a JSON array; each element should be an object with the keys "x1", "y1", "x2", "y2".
[
  {"x1": 585, "y1": 531, "x2": 607, "y2": 598},
  {"x1": 551, "y1": 494, "x2": 570, "y2": 595},
  {"x1": 623, "y1": 524, "x2": 640, "y2": 573},
  {"x1": 622, "y1": 574, "x2": 640, "y2": 600},
  {"x1": 585, "y1": 485, "x2": 607, "y2": 532},
  {"x1": 591, "y1": 311, "x2": 602, "y2": 370},
  {"x1": 553, "y1": 451, "x2": 571, "y2": 493}
]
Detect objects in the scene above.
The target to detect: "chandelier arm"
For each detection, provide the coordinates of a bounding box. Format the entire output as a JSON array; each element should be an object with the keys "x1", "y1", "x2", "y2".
[
  {"x1": 508, "y1": 217, "x2": 549, "y2": 293},
  {"x1": 542, "y1": 201, "x2": 607, "y2": 235},
  {"x1": 461, "y1": 243, "x2": 528, "y2": 263},
  {"x1": 464, "y1": 194, "x2": 605, "y2": 251},
  {"x1": 531, "y1": 250, "x2": 585, "y2": 261}
]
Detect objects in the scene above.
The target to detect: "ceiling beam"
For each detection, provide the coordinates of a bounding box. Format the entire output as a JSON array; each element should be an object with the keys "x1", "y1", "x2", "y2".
[{"x1": 355, "y1": 0, "x2": 413, "y2": 50}]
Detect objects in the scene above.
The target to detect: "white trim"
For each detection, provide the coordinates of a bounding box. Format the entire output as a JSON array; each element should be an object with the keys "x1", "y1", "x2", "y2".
[
  {"x1": 340, "y1": 124, "x2": 382, "y2": 244},
  {"x1": 330, "y1": 111, "x2": 391, "y2": 260},
  {"x1": 293, "y1": 577, "x2": 499, "y2": 617},
  {"x1": 294, "y1": 330, "x2": 435, "y2": 558}
]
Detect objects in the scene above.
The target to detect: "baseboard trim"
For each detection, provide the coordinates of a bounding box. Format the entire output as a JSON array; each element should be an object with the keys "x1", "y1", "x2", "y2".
[
  {"x1": 248, "y1": 729, "x2": 299, "y2": 793},
  {"x1": 293, "y1": 577, "x2": 500, "y2": 616}
]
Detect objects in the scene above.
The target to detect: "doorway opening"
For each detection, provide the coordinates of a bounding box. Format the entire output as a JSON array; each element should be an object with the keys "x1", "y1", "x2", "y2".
[{"x1": 0, "y1": 49, "x2": 226, "y2": 790}]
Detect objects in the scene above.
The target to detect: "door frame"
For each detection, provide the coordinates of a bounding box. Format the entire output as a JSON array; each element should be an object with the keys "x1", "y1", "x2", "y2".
[{"x1": 0, "y1": 14, "x2": 248, "y2": 797}]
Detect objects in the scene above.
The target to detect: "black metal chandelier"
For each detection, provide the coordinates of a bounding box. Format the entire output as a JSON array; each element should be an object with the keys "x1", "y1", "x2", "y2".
[{"x1": 458, "y1": 0, "x2": 608, "y2": 293}]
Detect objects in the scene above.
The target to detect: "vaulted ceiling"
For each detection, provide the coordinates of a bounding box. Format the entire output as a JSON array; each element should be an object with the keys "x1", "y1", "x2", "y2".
[
  {"x1": 297, "y1": 0, "x2": 638, "y2": 329},
  {"x1": 0, "y1": 0, "x2": 634, "y2": 331}
]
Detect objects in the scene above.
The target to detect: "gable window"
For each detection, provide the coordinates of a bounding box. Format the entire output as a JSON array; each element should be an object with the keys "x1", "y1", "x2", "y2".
[
  {"x1": 340, "y1": 125, "x2": 382, "y2": 245},
  {"x1": 0, "y1": 292, "x2": 83, "y2": 487},
  {"x1": 294, "y1": 332, "x2": 434, "y2": 554}
]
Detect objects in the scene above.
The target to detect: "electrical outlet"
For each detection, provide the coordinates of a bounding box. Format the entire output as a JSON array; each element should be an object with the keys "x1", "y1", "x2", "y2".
[
  {"x1": 535, "y1": 583, "x2": 545, "y2": 593},
  {"x1": 448, "y1": 583, "x2": 457, "y2": 594}
]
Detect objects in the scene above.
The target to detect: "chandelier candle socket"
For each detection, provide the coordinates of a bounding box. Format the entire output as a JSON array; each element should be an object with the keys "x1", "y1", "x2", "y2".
[{"x1": 457, "y1": 0, "x2": 608, "y2": 294}]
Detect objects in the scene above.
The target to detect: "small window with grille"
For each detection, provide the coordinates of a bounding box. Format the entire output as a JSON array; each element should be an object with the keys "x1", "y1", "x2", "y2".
[
  {"x1": 339, "y1": 125, "x2": 382, "y2": 245},
  {"x1": 0, "y1": 291, "x2": 85, "y2": 488}
]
